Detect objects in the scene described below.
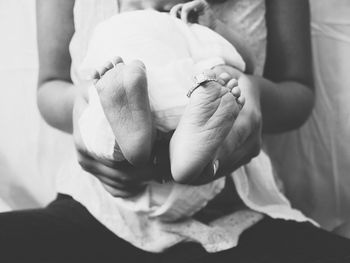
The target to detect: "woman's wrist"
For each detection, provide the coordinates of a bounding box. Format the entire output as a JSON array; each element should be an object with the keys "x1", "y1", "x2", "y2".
[{"x1": 246, "y1": 74, "x2": 314, "y2": 133}]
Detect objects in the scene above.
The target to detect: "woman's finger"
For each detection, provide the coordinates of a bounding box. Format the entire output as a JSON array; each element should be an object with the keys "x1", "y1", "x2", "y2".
[
  {"x1": 180, "y1": 1, "x2": 198, "y2": 23},
  {"x1": 170, "y1": 3, "x2": 183, "y2": 18},
  {"x1": 101, "y1": 183, "x2": 144, "y2": 198},
  {"x1": 97, "y1": 172, "x2": 145, "y2": 192},
  {"x1": 77, "y1": 154, "x2": 141, "y2": 184},
  {"x1": 77, "y1": 151, "x2": 151, "y2": 197},
  {"x1": 77, "y1": 148, "x2": 157, "y2": 185},
  {"x1": 181, "y1": 0, "x2": 207, "y2": 23}
]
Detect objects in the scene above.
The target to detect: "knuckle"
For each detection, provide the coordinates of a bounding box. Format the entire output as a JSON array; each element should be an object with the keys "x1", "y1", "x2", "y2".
[{"x1": 252, "y1": 139, "x2": 262, "y2": 158}]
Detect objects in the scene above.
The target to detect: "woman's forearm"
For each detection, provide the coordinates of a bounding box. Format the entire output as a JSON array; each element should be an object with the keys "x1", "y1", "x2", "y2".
[
  {"x1": 37, "y1": 80, "x2": 81, "y2": 134},
  {"x1": 243, "y1": 74, "x2": 315, "y2": 133}
]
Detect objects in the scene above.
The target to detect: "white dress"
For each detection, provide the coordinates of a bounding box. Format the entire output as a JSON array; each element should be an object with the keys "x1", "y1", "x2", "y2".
[
  {"x1": 58, "y1": 0, "x2": 311, "y2": 253},
  {"x1": 265, "y1": 0, "x2": 350, "y2": 231}
]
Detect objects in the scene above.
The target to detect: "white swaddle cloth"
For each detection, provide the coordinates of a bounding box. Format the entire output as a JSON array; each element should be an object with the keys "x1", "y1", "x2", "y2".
[
  {"x1": 79, "y1": 10, "x2": 245, "y2": 221},
  {"x1": 80, "y1": 10, "x2": 245, "y2": 138}
]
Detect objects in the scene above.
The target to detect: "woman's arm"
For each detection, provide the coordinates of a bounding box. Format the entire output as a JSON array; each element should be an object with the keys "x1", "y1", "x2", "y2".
[
  {"x1": 36, "y1": 0, "x2": 157, "y2": 196},
  {"x1": 171, "y1": 0, "x2": 315, "y2": 182},
  {"x1": 216, "y1": 0, "x2": 315, "y2": 176},
  {"x1": 172, "y1": 0, "x2": 314, "y2": 134},
  {"x1": 36, "y1": 0, "x2": 80, "y2": 133},
  {"x1": 260, "y1": 0, "x2": 314, "y2": 133}
]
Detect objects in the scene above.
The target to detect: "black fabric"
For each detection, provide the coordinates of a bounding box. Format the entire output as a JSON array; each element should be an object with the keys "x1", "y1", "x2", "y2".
[{"x1": 0, "y1": 194, "x2": 350, "y2": 263}]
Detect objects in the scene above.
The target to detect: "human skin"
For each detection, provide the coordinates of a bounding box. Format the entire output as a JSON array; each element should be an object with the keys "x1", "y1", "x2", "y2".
[{"x1": 36, "y1": 0, "x2": 314, "y2": 197}]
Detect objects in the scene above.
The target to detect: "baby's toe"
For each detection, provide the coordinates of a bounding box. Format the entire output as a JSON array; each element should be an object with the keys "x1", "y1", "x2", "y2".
[
  {"x1": 218, "y1": 72, "x2": 231, "y2": 85},
  {"x1": 226, "y1": 79, "x2": 239, "y2": 92},
  {"x1": 111, "y1": 56, "x2": 124, "y2": 67},
  {"x1": 237, "y1": 96, "x2": 245, "y2": 108},
  {"x1": 231, "y1": 86, "x2": 241, "y2": 98},
  {"x1": 129, "y1": 59, "x2": 146, "y2": 71},
  {"x1": 97, "y1": 61, "x2": 115, "y2": 78}
]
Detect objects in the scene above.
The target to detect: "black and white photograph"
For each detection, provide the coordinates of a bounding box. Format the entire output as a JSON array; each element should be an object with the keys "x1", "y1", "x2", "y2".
[{"x1": 0, "y1": 0, "x2": 350, "y2": 262}]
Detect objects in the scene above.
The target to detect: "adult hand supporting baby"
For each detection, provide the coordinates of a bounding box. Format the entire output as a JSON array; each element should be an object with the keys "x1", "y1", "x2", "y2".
[
  {"x1": 72, "y1": 94, "x2": 158, "y2": 198},
  {"x1": 218, "y1": 73, "x2": 262, "y2": 174}
]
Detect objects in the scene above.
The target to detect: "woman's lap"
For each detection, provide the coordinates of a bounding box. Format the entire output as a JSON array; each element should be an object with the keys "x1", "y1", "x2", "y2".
[
  {"x1": 166, "y1": 218, "x2": 350, "y2": 263},
  {"x1": 0, "y1": 194, "x2": 157, "y2": 262},
  {"x1": 0, "y1": 195, "x2": 349, "y2": 263}
]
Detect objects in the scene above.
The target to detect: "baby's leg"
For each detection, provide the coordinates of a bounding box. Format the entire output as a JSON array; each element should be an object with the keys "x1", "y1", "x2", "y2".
[
  {"x1": 92, "y1": 57, "x2": 155, "y2": 166},
  {"x1": 170, "y1": 68, "x2": 244, "y2": 184}
]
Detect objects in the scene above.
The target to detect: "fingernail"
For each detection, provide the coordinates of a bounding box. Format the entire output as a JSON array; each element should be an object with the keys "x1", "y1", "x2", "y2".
[{"x1": 213, "y1": 160, "x2": 219, "y2": 175}]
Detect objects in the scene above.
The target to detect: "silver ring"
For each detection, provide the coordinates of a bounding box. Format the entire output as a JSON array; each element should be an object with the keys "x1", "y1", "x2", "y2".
[{"x1": 187, "y1": 73, "x2": 220, "y2": 98}]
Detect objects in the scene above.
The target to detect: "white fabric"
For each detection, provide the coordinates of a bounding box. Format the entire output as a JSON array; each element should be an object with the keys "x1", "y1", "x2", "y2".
[
  {"x1": 79, "y1": 10, "x2": 245, "y2": 157},
  {"x1": 59, "y1": 0, "x2": 313, "y2": 253},
  {"x1": 80, "y1": 85, "x2": 227, "y2": 222},
  {"x1": 265, "y1": 0, "x2": 350, "y2": 231},
  {"x1": 61, "y1": 150, "x2": 313, "y2": 253}
]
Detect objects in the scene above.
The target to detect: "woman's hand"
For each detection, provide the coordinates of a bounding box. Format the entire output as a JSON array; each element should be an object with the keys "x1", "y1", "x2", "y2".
[
  {"x1": 170, "y1": 0, "x2": 217, "y2": 29},
  {"x1": 72, "y1": 93, "x2": 158, "y2": 198},
  {"x1": 218, "y1": 72, "x2": 262, "y2": 175}
]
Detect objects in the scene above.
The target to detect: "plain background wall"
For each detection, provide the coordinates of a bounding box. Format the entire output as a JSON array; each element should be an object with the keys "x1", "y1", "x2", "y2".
[{"x1": 0, "y1": 0, "x2": 72, "y2": 211}]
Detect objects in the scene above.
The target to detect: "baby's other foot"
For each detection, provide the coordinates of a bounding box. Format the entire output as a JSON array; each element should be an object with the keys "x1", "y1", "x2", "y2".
[
  {"x1": 92, "y1": 57, "x2": 154, "y2": 166},
  {"x1": 170, "y1": 70, "x2": 244, "y2": 183}
]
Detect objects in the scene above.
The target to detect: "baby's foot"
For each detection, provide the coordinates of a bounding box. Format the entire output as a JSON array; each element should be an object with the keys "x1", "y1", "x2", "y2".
[
  {"x1": 170, "y1": 70, "x2": 244, "y2": 183},
  {"x1": 92, "y1": 57, "x2": 154, "y2": 166}
]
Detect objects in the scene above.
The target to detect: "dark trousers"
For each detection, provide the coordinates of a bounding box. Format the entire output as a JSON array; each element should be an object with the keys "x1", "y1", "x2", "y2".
[{"x1": 0, "y1": 194, "x2": 350, "y2": 263}]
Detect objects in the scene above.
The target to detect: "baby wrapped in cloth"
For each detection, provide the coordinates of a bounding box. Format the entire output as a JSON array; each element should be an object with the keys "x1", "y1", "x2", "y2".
[
  {"x1": 80, "y1": 9, "x2": 246, "y2": 220},
  {"x1": 78, "y1": 10, "x2": 313, "y2": 252}
]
